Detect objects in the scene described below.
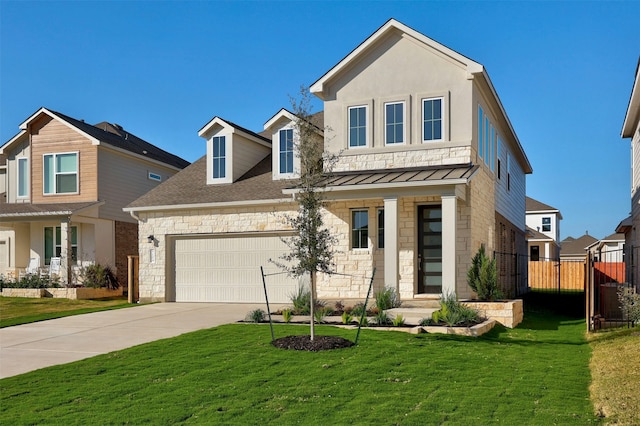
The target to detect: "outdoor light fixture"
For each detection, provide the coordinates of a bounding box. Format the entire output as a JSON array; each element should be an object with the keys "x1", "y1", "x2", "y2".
[{"x1": 147, "y1": 235, "x2": 155, "y2": 243}]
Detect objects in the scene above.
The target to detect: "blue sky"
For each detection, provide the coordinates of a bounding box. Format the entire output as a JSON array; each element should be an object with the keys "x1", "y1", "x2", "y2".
[{"x1": 1, "y1": 1, "x2": 638, "y2": 240}]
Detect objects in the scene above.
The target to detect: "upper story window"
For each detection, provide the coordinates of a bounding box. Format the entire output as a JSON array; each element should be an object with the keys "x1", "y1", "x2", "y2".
[
  {"x1": 478, "y1": 106, "x2": 484, "y2": 159},
  {"x1": 384, "y1": 102, "x2": 404, "y2": 145},
  {"x1": 348, "y1": 106, "x2": 367, "y2": 148},
  {"x1": 351, "y1": 209, "x2": 369, "y2": 249},
  {"x1": 542, "y1": 217, "x2": 551, "y2": 232},
  {"x1": 422, "y1": 97, "x2": 443, "y2": 142},
  {"x1": 279, "y1": 129, "x2": 294, "y2": 174},
  {"x1": 212, "y1": 136, "x2": 226, "y2": 179},
  {"x1": 44, "y1": 152, "x2": 78, "y2": 194},
  {"x1": 17, "y1": 157, "x2": 28, "y2": 198}
]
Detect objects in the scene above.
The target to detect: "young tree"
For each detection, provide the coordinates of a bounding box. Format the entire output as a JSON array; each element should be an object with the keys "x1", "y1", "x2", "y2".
[{"x1": 274, "y1": 86, "x2": 338, "y2": 340}]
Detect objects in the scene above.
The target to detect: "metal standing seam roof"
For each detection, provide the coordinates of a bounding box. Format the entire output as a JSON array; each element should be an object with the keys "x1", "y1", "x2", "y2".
[{"x1": 319, "y1": 164, "x2": 479, "y2": 189}]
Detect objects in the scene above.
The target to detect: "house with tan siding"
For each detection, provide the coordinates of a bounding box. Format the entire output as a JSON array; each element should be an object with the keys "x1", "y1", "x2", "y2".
[
  {"x1": 125, "y1": 19, "x2": 532, "y2": 303},
  {"x1": 0, "y1": 108, "x2": 189, "y2": 285}
]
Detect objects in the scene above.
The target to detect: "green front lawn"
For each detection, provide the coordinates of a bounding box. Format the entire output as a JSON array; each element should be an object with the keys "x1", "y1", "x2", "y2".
[
  {"x1": 0, "y1": 312, "x2": 599, "y2": 424},
  {"x1": 0, "y1": 297, "x2": 133, "y2": 328}
]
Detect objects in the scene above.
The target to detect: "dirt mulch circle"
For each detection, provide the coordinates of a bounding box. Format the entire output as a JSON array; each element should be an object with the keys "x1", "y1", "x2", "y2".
[{"x1": 272, "y1": 335, "x2": 355, "y2": 351}]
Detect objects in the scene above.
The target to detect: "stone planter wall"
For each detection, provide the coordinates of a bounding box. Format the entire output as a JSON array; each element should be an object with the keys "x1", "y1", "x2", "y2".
[
  {"x1": 1, "y1": 287, "x2": 123, "y2": 300},
  {"x1": 462, "y1": 299, "x2": 523, "y2": 328}
]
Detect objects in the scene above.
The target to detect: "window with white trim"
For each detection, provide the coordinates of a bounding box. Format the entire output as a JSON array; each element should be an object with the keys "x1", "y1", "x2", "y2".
[
  {"x1": 348, "y1": 106, "x2": 367, "y2": 148},
  {"x1": 44, "y1": 152, "x2": 78, "y2": 194},
  {"x1": 212, "y1": 136, "x2": 226, "y2": 179},
  {"x1": 279, "y1": 129, "x2": 294, "y2": 174},
  {"x1": 478, "y1": 106, "x2": 484, "y2": 159},
  {"x1": 351, "y1": 209, "x2": 369, "y2": 249},
  {"x1": 422, "y1": 97, "x2": 443, "y2": 142},
  {"x1": 17, "y1": 157, "x2": 28, "y2": 198},
  {"x1": 542, "y1": 217, "x2": 551, "y2": 233},
  {"x1": 44, "y1": 226, "x2": 77, "y2": 265},
  {"x1": 384, "y1": 102, "x2": 404, "y2": 145}
]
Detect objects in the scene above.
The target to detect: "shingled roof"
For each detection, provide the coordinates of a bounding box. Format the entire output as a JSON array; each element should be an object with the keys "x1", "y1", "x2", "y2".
[
  {"x1": 526, "y1": 196, "x2": 559, "y2": 212},
  {"x1": 560, "y1": 234, "x2": 598, "y2": 256},
  {"x1": 126, "y1": 154, "x2": 294, "y2": 209},
  {"x1": 1, "y1": 108, "x2": 189, "y2": 170}
]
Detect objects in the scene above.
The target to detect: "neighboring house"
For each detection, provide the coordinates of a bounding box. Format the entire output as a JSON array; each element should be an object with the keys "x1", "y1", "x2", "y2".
[
  {"x1": 125, "y1": 19, "x2": 532, "y2": 303},
  {"x1": 619, "y1": 57, "x2": 640, "y2": 287},
  {"x1": 0, "y1": 107, "x2": 189, "y2": 285},
  {"x1": 586, "y1": 233, "x2": 625, "y2": 263},
  {"x1": 559, "y1": 234, "x2": 598, "y2": 261},
  {"x1": 525, "y1": 196, "x2": 562, "y2": 261}
]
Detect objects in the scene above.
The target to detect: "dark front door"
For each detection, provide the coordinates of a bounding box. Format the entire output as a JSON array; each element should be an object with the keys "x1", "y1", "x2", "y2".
[{"x1": 418, "y1": 205, "x2": 442, "y2": 294}]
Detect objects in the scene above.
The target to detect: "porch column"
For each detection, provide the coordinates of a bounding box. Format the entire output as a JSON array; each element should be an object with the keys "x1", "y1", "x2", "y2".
[
  {"x1": 441, "y1": 195, "x2": 457, "y2": 296},
  {"x1": 60, "y1": 218, "x2": 72, "y2": 285},
  {"x1": 384, "y1": 197, "x2": 399, "y2": 290}
]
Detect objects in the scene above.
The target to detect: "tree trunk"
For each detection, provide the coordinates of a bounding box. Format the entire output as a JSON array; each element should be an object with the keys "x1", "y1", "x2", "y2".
[{"x1": 310, "y1": 270, "x2": 316, "y2": 340}]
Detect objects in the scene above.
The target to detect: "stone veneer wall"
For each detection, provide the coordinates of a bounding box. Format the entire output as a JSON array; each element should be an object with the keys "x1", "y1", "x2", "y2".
[
  {"x1": 137, "y1": 204, "x2": 296, "y2": 302},
  {"x1": 332, "y1": 147, "x2": 472, "y2": 173}
]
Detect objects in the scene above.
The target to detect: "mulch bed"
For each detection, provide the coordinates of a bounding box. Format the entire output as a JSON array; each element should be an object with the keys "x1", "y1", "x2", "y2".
[{"x1": 272, "y1": 335, "x2": 355, "y2": 351}]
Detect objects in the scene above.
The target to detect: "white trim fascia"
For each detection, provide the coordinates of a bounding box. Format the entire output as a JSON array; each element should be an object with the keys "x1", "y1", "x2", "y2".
[
  {"x1": 310, "y1": 19, "x2": 483, "y2": 99},
  {"x1": 622, "y1": 61, "x2": 640, "y2": 138},
  {"x1": 199, "y1": 116, "x2": 271, "y2": 148},
  {"x1": 1, "y1": 130, "x2": 27, "y2": 154},
  {"x1": 0, "y1": 201, "x2": 104, "y2": 219},
  {"x1": 123, "y1": 198, "x2": 295, "y2": 214},
  {"x1": 283, "y1": 178, "x2": 471, "y2": 195},
  {"x1": 39, "y1": 108, "x2": 102, "y2": 145},
  {"x1": 264, "y1": 108, "x2": 297, "y2": 130},
  {"x1": 98, "y1": 143, "x2": 184, "y2": 172}
]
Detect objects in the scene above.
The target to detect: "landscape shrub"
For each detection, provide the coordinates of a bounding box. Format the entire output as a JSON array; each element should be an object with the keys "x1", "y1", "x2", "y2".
[
  {"x1": 618, "y1": 286, "x2": 640, "y2": 324},
  {"x1": 281, "y1": 308, "x2": 293, "y2": 323},
  {"x1": 80, "y1": 264, "x2": 119, "y2": 289},
  {"x1": 290, "y1": 286, "x2": 311, "y2": 314},
  {"x1": 375, "y1": 286, "x2": 401, "y2": 311},
  {"x1": 426, "y1": 292, "x2": 481, "y2": 327},
  {"x1": 392, "y1": 314, "x2": 405, "y2": 327},
  {"x1": 246, "y1": 309, "x2": 266, "y2": 323},
  {"x1": 0, "y1": 274, "x2": 60, "y2": 289},
  {"x1": 373, "y1": 311, "x2": 392, "y2": 326},
  {"x1": 467, "y1": 245, "x2": 502, "y2": 301},
  {"x1": 341, "y1": 311, "x2": 353, "y2": 324}
]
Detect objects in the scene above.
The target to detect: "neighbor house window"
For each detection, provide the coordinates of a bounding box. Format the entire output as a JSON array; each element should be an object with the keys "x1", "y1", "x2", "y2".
[
  {"x1": 497, "y1": 137, "x2": 502, "y2": 179},
  {"x1": 44, "y1": 226, "x2": 77, "y2": 265},
  {"x1": 530, "y1": 245, "x2": 540, "y2": 262},
  {"x1": 279, "y1": 129, "x2": 294, "y2": 174},
  {"x1": 385, "y1": 102, "x2": 404, "y2": 145},
  {"x1": 484, "y1": 117, "x2": 490, "y2": 165},
  {"x1": 377, "y1": 208, "x2": 385, "y2": 249},
  {"x1": 148, "y1": 172, "x2": 162, "y2": 182},
  {"x1": 542, "y1": 217, "x2": 551, "y2": 233},
  {"x1": 348, "y1": 106, "x2": 367, "y2": 148},
  {"x1": 17, "y1": 157, "x2": 28, "y2": 197},
  {"x1": 43, "y1": 152, "x2": 78, "y2": 194},
  {"x1": 212, "y1": 136, "x2": 226, "y2": 179},
  {"x1": 422, "y1": 97, "x2": 443, "y2": 141},
  {"x1": 351, "y1": 210, "x2": 369, "y2": 249},
  {"x1": 507, "y1": 153, "x2": 511, "y2": 191},
  {"x1": 490, "y1": 127, "x2": 495, "y2": 172}
]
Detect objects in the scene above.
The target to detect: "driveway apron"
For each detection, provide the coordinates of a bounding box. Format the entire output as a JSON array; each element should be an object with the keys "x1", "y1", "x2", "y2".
[{"x1": 0, "y1": 303, "x2": 274, "y2": 379}]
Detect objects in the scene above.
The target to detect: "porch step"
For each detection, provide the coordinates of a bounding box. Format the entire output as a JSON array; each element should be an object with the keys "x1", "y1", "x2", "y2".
[{"x1": 385, "y1": 308, "x2": 437, "y2": 325}]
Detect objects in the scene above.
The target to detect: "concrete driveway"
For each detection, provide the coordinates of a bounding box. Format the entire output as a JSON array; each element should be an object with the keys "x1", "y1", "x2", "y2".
[{"x1": 0, "y1": 302, "x2": 278, "y2": 379}]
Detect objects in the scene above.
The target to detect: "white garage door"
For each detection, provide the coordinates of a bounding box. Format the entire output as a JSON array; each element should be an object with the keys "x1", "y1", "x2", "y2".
[{"x1": 173, "y1": 234, "x2": 298, "y2": 303}]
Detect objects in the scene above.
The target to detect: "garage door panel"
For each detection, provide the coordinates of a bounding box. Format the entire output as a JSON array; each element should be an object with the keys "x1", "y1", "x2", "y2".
[{"x1": 174, "y1": 235, "x2": 298, "y2": 303}]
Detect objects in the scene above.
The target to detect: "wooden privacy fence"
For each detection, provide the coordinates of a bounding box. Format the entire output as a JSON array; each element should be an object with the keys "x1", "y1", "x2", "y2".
[{"x1": 528, "y1": 260, "x2": 585, "y2": 291}]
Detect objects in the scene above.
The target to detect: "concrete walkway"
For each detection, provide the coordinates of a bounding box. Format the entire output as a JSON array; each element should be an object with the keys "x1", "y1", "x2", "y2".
[{"x1": 0, "y1": 302, "x2": 278, "y2": 379}]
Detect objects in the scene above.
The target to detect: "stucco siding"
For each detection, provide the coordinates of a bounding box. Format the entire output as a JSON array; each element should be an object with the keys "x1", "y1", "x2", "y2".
[
  {"x1": 322, "y1": 31, "x2": 474, "y2": 172},
  {"x1": 97, "y1": 147, "x2": 176, "y2": 223}
]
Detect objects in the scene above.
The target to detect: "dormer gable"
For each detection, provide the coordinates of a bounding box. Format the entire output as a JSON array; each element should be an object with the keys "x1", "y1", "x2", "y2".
[
  {"x1": 264, "y1": 109, "x2": 301, "y2": 180},
  {"x1": 198, "y1": 116, "x2": 271, "y2": 185}
]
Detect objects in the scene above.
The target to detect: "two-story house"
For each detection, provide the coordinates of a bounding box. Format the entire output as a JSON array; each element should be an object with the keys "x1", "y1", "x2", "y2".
[
  {"x1": 125, "y1": 19, "x2": 532, "y2": 303},
  {"x1": 619, "y1": 58, "x2": 639, "y2": 287},
  {"x1": 525, "y1": 196, "x2": 562, "y2": 261},
  {"x1": 0, "y1": 107, "x2": 189, "y2": 285}
]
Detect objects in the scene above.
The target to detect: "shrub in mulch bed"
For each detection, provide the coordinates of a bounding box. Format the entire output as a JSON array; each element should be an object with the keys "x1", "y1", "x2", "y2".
[{"x1": 271, "y1": 335, "x2": 355, "y2": 351}]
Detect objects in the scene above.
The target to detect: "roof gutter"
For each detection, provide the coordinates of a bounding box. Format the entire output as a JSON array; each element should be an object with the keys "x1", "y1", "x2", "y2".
[{"x1": 124, "y1": 198, "x2": 295, "y2": 214}]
